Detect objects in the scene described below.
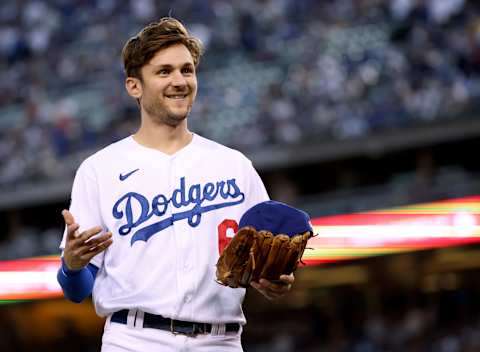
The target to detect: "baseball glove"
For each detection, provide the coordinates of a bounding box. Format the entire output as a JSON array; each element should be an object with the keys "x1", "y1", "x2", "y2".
[{"x1": 215, "y1": 226, "x2": 312, "y2": 288}]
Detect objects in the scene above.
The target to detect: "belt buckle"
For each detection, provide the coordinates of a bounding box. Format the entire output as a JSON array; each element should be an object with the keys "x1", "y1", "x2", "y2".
[{"x1": 170, "y1": 320, "x2": 204, "y2": 336}]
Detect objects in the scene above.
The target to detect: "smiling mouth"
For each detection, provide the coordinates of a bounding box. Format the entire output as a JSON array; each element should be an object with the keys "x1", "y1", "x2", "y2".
[{"x1": 166, "y1": 94, "x2": 188, "y2": 100}]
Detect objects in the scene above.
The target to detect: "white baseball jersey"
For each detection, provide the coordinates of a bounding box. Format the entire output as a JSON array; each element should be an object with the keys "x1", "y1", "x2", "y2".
[{"x1": 60, "y1": 133, "x2": 269, "y2": 325}]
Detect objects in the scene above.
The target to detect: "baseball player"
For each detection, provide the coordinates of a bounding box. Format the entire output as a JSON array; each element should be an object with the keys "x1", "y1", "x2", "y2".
[{"x1": 57, "y1": 17, "x2": 294, "y2": 352}]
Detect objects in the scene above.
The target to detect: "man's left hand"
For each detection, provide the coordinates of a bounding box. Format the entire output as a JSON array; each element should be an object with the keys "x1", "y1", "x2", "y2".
[{"x1": 251, "y1": 273, "x2": 294, "y2": 300}]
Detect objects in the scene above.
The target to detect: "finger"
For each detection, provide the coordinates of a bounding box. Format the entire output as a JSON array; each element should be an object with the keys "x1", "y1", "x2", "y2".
[
  {"x1": 66, "y1": 223, "x2": 80, "y2": 240},
  {"x1": 87, "y1": 238, "x2": 113, "y2": 255},
  {"x1": 259, "y1": 279, "x2": 291, "y2": 294},
  {"x1": 259, "y1": 278, "x2": 288, "y2": 288},
  {"x1": 78, "y1": 226, "x2": 104, "y2": 242},
  {"x1": 254, "y1": 282, "x2": 279, "y2": 298},
  {"x1": 279, "y1": 274, "x2": 295, "y2": 285},
  {"x1": 77, "y1": 233, "x2": 112, "y2": 255},
  {"x1": 63, "y1": 210, "x2": 80, "y2": 239},
  {"x1": 86, "y1": 232, "x2": 112, "y2": 246},
  {"x1": 250, "y1": 282, "x2": 275, "y2": 300},
  {"x1": 81, "y1": 238, "x2": 113, "y2": 260},
  {"x1": 250, "y1": 282, "x2": 260, "y2": 290},
  {"x1": 62, "y1": 209, "x2": 75, "y2": 226}
]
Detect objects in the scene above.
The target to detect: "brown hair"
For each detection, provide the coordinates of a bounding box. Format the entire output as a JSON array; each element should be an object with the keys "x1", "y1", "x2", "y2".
[{"x1": 122, "y1": 17, "x2": 204, "y2": 80}]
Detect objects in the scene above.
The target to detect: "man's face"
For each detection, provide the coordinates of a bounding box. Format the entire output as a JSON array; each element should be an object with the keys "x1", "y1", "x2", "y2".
[{"x1": 137, "y1": 44, "x2": 197, "y2": 126}]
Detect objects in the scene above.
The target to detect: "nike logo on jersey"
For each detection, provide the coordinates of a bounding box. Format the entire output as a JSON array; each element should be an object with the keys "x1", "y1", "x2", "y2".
[
  {"x1": 119, "y1": 168, "x2": 140, "y2": 181},
  {"x1": 112, "y1": 177, "x2": 245, "y2": 245}
]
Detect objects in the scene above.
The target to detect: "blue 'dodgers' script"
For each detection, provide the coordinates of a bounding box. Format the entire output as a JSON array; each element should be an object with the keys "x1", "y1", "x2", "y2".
[{"x1": 112, "y1": 177, "x2": 245, "y2": 245}]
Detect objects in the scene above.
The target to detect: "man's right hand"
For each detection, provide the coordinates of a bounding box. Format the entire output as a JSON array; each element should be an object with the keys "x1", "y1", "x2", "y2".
[{"x1": 62, "y1": 210, "x2": 113, "y2": 271}]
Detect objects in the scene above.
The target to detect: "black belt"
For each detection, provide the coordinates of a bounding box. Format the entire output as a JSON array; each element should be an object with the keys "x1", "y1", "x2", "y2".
[{"x1": 111, "y1": 310, "x2": 240, "y2": 336}]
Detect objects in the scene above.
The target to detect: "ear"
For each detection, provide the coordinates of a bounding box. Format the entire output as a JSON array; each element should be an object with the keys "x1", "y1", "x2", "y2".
[{"x1": 125, "y1": 77, "x2": 142, "y2": 99}]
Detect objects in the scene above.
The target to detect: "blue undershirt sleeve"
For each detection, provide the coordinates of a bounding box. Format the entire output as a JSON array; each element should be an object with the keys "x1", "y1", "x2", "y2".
[{"x1": 57, "y1": 258, "x2": 99, "y2": 303}]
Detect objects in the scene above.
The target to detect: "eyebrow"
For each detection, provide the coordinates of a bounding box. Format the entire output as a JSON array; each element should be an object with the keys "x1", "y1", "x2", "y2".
[{"x1": 151, "y1": 63, "x2": 194, "y2": 70}]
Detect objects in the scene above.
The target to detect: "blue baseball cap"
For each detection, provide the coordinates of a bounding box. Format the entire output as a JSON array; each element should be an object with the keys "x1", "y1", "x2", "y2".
[{"x1": 239, "y1": 200, "x2": 313, "y2": 237}]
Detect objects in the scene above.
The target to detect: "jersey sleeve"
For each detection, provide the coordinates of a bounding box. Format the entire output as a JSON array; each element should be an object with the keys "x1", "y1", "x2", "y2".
[{"x1": 59, "y1": 160, "x2": 106, "y2": 268}]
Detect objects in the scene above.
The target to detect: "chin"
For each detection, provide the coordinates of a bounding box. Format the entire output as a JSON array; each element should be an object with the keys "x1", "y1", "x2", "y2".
[
  {"x1": 171, "y1": 105, "x2": 191, "y2": 118},
  {"x1": 163, "y1": 111, "x2": 188, "y2": 126},
  {"x1": 170, "y1": 108, "x2": 189, "y2": 119}
]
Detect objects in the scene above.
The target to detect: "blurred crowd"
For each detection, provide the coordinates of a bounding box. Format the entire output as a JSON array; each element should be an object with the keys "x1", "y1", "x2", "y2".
[
  {"x1": 246, "y1": 286, "x2": 480, "y2": 352},
  {"x1": 1, "y1": 0, "x2": 480, "y2": 188},
  {"x1": 0, "y1": 223, "x2": 59, "y2": 260}
]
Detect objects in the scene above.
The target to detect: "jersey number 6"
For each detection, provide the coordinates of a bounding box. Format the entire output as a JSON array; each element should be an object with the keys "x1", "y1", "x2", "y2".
[{"x1": 217, "y1": 219, "x2": 238, "y2": 254}]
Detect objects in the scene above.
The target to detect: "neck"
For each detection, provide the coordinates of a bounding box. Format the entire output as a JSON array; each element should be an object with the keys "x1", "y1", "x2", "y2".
[{"x1": 133, "y1": 116, "x2": 193, "y2": 155}]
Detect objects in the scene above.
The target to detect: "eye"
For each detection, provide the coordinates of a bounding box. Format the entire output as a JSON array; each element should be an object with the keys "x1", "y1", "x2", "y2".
[
  {"x1": 182, "y1": 66, "x2": 194, "y2": 74},
  {"x1": 157, "y1": 68, "x2": 170, "y2": 75}
]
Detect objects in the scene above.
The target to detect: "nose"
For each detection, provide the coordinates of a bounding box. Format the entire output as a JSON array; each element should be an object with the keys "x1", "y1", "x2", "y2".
[{"x1": 171, "y1": 70, "x2": 187, "y2": 87}]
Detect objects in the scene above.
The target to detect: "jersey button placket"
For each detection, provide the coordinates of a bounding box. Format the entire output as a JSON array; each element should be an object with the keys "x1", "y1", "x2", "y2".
[
  {"x1": 169, "y1": 158, "x2": 184, "y2": 314},
  {"x1": 171, "y1": 158, "x2": 195, "y2": 316}
]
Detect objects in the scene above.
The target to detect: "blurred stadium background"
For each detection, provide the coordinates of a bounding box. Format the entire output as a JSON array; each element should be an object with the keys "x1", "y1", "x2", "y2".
[{"x1": 1, "y1": 0, "x2": 480, "y2": 351}]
